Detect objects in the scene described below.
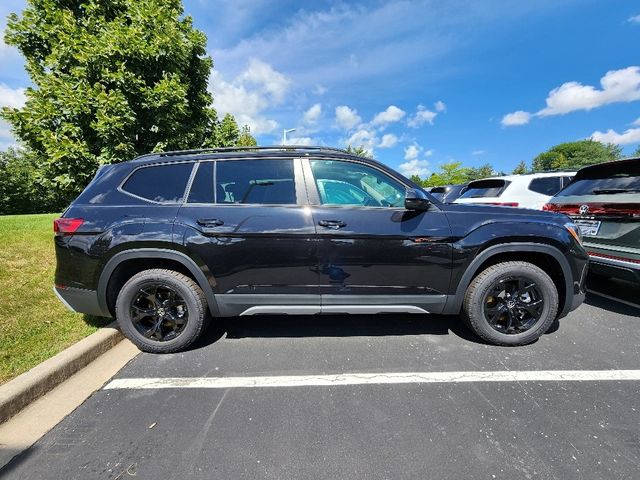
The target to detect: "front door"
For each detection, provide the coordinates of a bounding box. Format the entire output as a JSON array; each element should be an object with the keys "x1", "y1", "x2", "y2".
[
  {"x1": 175, "y1": 157, "x2": 319, "y2": 316},
  {"x1": 304, "y1": 158, "x2": 452, "y2": 314}
]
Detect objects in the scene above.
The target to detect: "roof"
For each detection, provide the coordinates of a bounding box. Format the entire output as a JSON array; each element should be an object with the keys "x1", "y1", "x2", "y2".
[
  {"x1": 129, "y1": 146, "x2": 370, "y2": 164},
  {"x1": 468, "y1": 171, "x2": 577, "y2": 183},
  {"x1": 574, "y1": 157, "x2": 640, "y2": 178}
]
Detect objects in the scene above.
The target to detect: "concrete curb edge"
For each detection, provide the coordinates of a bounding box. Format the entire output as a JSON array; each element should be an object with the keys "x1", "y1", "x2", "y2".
[{"x1": 0, "y1": 322, "x2": 124, "y2": 424}]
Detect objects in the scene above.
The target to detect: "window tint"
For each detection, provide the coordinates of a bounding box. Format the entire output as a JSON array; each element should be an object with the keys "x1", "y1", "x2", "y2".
[
  {"x1": 528, "y1": 177, "x2": 562, "y2": 196},
  {"x1": 122, "y1": 163, "x2": 193, "y2": 203},
  {"x1": 216, "y1": 159, "x2": 296, "y2": 204},
  {"x1": 310, "y1": 160, "x2": 405, "y2": 207},
  {"x1": 459, "y1": 180, "x2": 508, "y2": 199},
  {"x1": 187, "y1": 162, "x2": 214, "y2": 203},
  {"x1": 556, "y1": 174, "x2": 640, "y2": 196}
]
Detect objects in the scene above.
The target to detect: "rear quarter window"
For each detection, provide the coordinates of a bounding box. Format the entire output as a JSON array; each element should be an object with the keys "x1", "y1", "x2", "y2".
[
  {"x1": 122, "y1": 163, "x2": 194, "y2": 203},
  {"x1": 528, "y1": 177, "x2": 563, "y2": 196}
]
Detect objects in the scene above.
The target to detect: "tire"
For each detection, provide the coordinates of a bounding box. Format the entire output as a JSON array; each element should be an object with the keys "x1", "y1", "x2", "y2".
[
  {"x1": 115, "y1": 269, "x2": 210, "y2": 353},
  {"x1": 462, "y1": 261, "x2": 558, "y2": 346}
]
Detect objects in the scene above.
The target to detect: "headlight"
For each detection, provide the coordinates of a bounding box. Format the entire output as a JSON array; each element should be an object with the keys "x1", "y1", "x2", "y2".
[{"x1": 565, "y1": 222, "x2": 583, "y2": 245}]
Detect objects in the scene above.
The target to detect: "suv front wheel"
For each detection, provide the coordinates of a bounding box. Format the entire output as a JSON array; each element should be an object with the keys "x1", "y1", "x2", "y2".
[
  {"x1": 463, "y1": 261, "x2": 558, "y2": 346},
  {"x1": 115, "y1": 269, "x2": 210, "y2": 353}
]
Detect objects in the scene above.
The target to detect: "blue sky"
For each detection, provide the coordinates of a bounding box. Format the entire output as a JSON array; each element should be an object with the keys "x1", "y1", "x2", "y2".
[{"x1": 0, "y1": 0, "x2": 639, "y2": 177}]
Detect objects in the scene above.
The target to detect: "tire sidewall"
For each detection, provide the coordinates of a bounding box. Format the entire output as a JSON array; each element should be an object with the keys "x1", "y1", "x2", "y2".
[{"x1": 116, "y1": 271, "x2": 205, "y2": 353}]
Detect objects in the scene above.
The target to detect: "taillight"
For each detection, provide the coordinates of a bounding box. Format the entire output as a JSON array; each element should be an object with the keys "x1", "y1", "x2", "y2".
[
  {"x1": 542, "y1": 203, "x2": 559, "y2": 212},
  {"x1": 54, "y1": 218, "x2": 84, "y2": 236},
  {"x1": 486, "y1": 202, "x2": 519, "y2": 207}
]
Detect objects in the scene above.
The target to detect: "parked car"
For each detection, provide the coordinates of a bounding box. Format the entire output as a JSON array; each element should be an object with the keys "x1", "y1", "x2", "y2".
[
  {"x1": 454, "y1": 172, "x2": 575, "y2": 209},
  {"x1": 54, "y1": 146, "x2": 587, "y2": 352},
  {"x1": 543, "y1": 158, "x2": 639, "y2": 284},
  {"x1": 429, "y1": 184, "x2": 467, "y2": 203}
]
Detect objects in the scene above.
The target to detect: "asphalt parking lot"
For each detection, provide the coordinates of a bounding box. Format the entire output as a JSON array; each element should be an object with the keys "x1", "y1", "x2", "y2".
[{"x1": 2, "y1": 279, "x2": 639, "y2": 480}]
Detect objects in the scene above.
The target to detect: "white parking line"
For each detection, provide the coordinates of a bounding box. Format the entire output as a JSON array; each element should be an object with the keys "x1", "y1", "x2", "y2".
[{"x1": 105, "y1": 370, "x2": 640, "y2": 390}]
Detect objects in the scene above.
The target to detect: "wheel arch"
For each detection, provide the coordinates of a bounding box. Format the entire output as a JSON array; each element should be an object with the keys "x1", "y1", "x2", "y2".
[
  {"x1": 444, "y1": 243, "x2": 573, "y2": 318},
  {"x1": 97, "y1": 249, "x2": 220, "y2": 318}
]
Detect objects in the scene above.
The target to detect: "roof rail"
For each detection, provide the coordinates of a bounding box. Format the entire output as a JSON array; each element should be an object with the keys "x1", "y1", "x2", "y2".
[{"x1": 132, "y1": 145, "x2": 354, "y2": 161}]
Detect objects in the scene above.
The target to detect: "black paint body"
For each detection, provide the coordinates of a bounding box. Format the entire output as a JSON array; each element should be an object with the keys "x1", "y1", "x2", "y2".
[{"x1": 54, "y1": 150, "x2": 588, "y2": 319}]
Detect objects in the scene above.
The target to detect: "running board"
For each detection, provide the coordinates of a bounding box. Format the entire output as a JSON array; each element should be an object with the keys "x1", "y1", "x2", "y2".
[{"x1": 239, "y1": 305, "x2": 429, "y2": 316}]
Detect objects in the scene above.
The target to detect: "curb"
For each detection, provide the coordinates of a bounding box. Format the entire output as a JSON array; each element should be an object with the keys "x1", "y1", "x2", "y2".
[{"x1": 0, "y1": 322, "x2": 124, "y2": 424}]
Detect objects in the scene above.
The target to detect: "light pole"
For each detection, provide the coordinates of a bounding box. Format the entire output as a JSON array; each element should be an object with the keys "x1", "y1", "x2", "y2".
[{"x1": 282, "y1": 128, "x2": 296, "y2": 145}]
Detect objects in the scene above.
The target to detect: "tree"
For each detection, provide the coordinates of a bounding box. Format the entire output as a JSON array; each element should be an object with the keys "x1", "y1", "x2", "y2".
[
  {"x1": 512, "y1": 160, "x2": 529, "y2": 175},
  {"x1": 2, "y1": 0, "x2": 214, "y2": 201},
  {"x1": 633, "y1": 145, "x2": 640, "y2": 157},
  {"x1": 466, "y1": 163, "x2": 496, "y2": 182},
  {"x1": 532, "y1": 140, "x2": 622, "y2": 172},
  {"x1": 236, "y1": 125, "x2": 257, "y2": 147},
  {"x1": 423, "y1": 161, "x2": 470, "y2": 187},
  {"x1": 346, "y1": 145, "x2": 372, "y2": 158},
  {"x1": 0, "y1": 148, "x2": 63, "y2": 214}
]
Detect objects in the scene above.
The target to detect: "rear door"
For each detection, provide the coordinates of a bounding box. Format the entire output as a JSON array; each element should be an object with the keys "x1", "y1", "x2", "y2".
[
  {"x1": 303, "y1": 158, "x2": 452, "y2": 314},
  {"x1": 175, "y1": 157, "x2": 319, "y2": 316}
]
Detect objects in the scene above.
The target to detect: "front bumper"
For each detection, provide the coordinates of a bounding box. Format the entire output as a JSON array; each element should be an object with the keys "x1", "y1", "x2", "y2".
[{"x1": 54, "y1": 286, "x2": 111, "y2": 317}]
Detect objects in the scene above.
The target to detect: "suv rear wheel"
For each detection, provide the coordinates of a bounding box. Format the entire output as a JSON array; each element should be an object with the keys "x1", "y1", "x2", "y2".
[
  {"x1": 115, "y1": 269, "x2": 210, "y2": 353},
  {"x1": 463, "y1": 261, "x2": 558, "y2": 346}
]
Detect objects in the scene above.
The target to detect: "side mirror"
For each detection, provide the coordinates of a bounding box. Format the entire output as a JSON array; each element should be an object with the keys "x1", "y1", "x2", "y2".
[{"x1": 404, "y1": 188, "x2": 430, "y2": 211}]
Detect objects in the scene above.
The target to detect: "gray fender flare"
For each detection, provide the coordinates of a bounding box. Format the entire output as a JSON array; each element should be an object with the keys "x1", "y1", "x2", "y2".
[
  {"x1": 443, "y1": 242, "x2": 573, "y2": 317},
  {"x1": 97, "y1": 248, "x2": 220, "y2": 317}
]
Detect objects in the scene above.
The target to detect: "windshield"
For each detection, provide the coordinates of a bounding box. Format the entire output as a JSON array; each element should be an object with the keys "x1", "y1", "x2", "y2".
[{"x1": 458, "y1": 180, "x2": 508, "y2": 199}]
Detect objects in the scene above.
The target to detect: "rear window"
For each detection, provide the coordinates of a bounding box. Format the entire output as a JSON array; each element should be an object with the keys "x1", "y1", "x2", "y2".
[
  {"x1": 216, "y1": 159, "x2": 296, "y2": 204},
  {"x1": 556, "y1": 162, "x2": 640, "y2": 197},
  {"x1": 122, "y1": 163, "x2": 194, "y2": 203},
  {"x1": 528, "y1": 177, "x2": 563, "y2": 196},
  {"x1": 459, "y1": 179, "x2": 509, "y2": 199}
]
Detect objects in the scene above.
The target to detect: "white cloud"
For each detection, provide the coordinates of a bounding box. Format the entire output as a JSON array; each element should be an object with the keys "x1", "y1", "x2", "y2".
[
  {"x1": 538, "y1": 66, "x2": 640, "y2": 116},
  {"x1": 378, "y1": 133, "x2": 397, "y2": 148},
  {"x1": 313, "y1": 84, "x2": 328, "y2": 95},
  {"x1": 591, "y1": 128, "x2": 640, "y2": 145},
  {"x1": 407, "y1": 105, "x2": 438, "y2": 128},
  {"x1": 628, "y1": 14, "x2": 640, "y2": 24},
  {"x1": 209, "y1": 58, "x2": 290, "y2": 134},
  {"x1": 399, "y1": 159, "x2": 431, "y2": 177},
  {"x1": 472, "y1": 149, "x2": 486, "y2": 156},
  {"x1": 0, "y1": 83, "x2": 26, "y2": 109},
  {"x1": 404, "y1": 144, "x2": 421, "y2": 161},
  {"x1": 372, "y1": 105, "x2": 405, "y2": 126},
  {"x1": 632, "y1": 117, "x2": 640, "y2": 126},
  {"x1": 335, "y1": 105, "x2": 362, "y2": 130},
  {"x1": 501, "y1": 110, "x2": 532, "y2": 126},
  {"x1": 435, "y1": 100, "x2": 446, "y2": 112},
  {"x1": 302, "y1": 103, "x2": 322, "y2": 124},
  {"x1": 346, "y1": 128, "x2": 377, "y2": 154},
  {"x1": 0, "y1": 120, "x2": 16, "y2": 149},
  {"x1": 287, "y1": 136, "x2": 315, "y2": 146}
]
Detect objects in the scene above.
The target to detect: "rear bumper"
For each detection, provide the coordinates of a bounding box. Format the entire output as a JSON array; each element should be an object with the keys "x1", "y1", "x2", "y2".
[
  {"x1": 588, "y1": 252, "x2": 640, "y2": 283},
  {"x1": 54, "y1": 286, "x2": 111, "y2": 317}
]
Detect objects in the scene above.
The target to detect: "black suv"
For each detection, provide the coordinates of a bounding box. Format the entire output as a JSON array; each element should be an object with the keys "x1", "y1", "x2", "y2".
[{"x1": 54, "y1": 146, "x2": 588, "y2": 352}]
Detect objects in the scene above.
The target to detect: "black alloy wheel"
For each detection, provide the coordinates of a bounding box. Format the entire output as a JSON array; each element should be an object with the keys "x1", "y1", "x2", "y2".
[
  {"x1": 130, "y1": 284, "x2": 189, "y2": 341},
  {"x1": 483, "y1": 277, "x2": 544, "y2": 334}
]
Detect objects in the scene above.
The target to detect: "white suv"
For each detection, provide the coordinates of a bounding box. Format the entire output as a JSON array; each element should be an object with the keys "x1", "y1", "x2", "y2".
[{"x1": 454, "y1": 172, "x2": 575, "y2": 210}]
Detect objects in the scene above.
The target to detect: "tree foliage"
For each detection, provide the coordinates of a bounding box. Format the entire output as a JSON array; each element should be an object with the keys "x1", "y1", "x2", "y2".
[
  {"x1": 415, "y1": 161, "x2": 499, "y2": 187},
  {"x1": 346, "y1": 145, "x2": 373, "y2": 158},
  {"x1": 0, "y1": 148, "x2": 63, "y2": 214},
  {"x1": 512, "y1": 160, "x2": 529, "y2": 175},
  {"x1": 633, "y1": 145, "x2": 640, "y2": 157},
  {"x1": 531, "y1": 140, "x2": 622, "y2": 172},
  {"x1": 1, "y1": 0, "x2": 255, "y2": 204}
]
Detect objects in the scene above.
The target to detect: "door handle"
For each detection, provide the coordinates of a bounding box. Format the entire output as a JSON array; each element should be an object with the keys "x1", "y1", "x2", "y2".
[
  {"x1": 318, "y1": 220, "x2": 346, "y2": 229},
  {"x1": 197, "y1": 218, "x2": 224, "y2": 227}
]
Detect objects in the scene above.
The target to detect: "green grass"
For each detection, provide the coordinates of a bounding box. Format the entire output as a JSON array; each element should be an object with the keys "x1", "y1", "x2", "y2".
[{"x1": 0, "y1": 214, "x2": 109, "y2": 384}]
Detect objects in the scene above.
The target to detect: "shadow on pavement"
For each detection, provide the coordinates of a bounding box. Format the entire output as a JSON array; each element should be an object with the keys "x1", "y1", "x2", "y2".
[{"x1": 188, "y1": 313, "x2": 494, "y2": 351}]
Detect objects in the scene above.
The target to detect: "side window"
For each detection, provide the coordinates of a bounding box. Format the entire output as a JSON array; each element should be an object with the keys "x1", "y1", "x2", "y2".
[
  {"x1": 310, "y1": 160, "x2": 406, "y2": 207},
  {"x1": 528, "y1": 177, "x2": 562, "y2": 196},
  {"x1": 563, "y1": 176, "x2": 574, "y2": 188},
  {"x1": 187, "y1": 162, "x2": 214, "y2": 203},
  {"x1": 122, "y1": 163, "x2": 194, "y2": 203},
  {"x1": 216, "y1": 159, "x2": 296, "y2": 204}
]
